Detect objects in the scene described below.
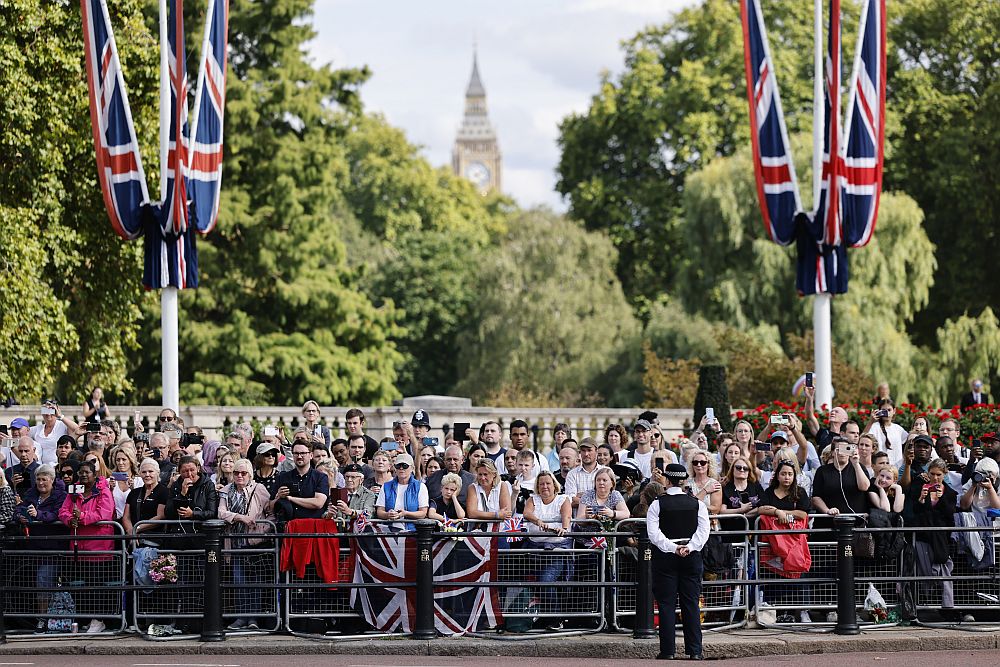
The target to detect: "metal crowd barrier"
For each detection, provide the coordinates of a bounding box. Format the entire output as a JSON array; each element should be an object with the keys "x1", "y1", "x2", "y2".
[
  {"x1": 612, "y1": 516, "x2": 750, "y2": 632},
  {"x1": 1, "y1": 521, "x2": 127, "y2": 637}
]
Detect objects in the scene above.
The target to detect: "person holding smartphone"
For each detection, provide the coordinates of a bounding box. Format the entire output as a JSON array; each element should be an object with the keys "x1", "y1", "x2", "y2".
[
  {"x1": 719, "y1": 455, "x2": 763, "y2": 541},
  {"x1": 811, "y1": 437, "x2": 870, "y2": 523},
  {"x1": 908, "y1": 458, "x2": 969, "y2": 621}
]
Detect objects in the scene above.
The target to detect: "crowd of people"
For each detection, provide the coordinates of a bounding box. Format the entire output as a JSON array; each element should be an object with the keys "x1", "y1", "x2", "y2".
[{"x1": 1, "y1": 380, "x2": 997, "y2": 636}]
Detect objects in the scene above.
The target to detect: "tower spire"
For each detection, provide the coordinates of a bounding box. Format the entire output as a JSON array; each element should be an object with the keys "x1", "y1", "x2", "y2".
[{"x1": 467, "y1": 49, "x2": 485, "y2": 98}]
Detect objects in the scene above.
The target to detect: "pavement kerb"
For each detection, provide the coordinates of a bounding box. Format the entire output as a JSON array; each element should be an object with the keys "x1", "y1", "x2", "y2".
[{"x1": 1, "y1": 628, "x2": 998, "y2": 659}]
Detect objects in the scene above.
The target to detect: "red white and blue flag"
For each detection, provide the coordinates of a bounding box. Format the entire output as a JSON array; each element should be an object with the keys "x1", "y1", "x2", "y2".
[
  {"x1": 81, "y1": 0, "x2": 228, "y2": 290},
  {"x1": 741, "y1": 0, "x2": 885, "y2": 296},
  {"x1": 350, "y1": 523, "x2": 502, "y2": 635},
  {"x1": 187, "y1": 0, "x2": 229, "y2": 235},
  {"x1": 80, "y1": 0, "x2": 150, "y2": 242},
  {"x1": 502, "y1": 515, "x2": 524, "y2": 543},
  {"x1": 840, "y1": 0, "x2": 886, "y2": 248},
  {"x1": 739, "y1": 0, "x2": 801, "y2": 248}
]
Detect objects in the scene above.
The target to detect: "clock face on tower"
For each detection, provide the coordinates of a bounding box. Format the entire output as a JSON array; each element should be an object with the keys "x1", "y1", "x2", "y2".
[{"x1": 465, "y1": 161, "x2": 491, "y2": 189}]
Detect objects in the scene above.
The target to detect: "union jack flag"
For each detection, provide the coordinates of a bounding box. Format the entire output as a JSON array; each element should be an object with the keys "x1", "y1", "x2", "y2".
[
  {"x1": 353, "y1": 511, "x2": 370, "y2": 533},
  {"x1": 502, "y1": 515, "x2": 524, "y2": 543},
  {"x1": 81, "y1": 0, "x2": 228, "y2": 290},
  {"x1": 739, "y1": 0, "x2": 801, "y2": 247},
  {"x1": 840, "y1": 0, "x2": 886, "y2": 248},
  {"x1": 80, "y1": 0, "x2": 150, "y2": 241},
  {"x1": 741, "y1": 0, "x2": 885, "y2": 296},
  {"x1": 187, "y1": 0, "x2": 229, "y2": 235},
  {"x1": 589, "y1": 535, "x2": 608, "y2": 550},
  {"x1": 350, "y1": 523, "x2": 502, "y2": 635}
]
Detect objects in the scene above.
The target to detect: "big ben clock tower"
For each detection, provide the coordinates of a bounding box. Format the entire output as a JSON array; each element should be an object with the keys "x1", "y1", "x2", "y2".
[{"x1": 452, "y1": 51, "x2": 501, "y2": 195}]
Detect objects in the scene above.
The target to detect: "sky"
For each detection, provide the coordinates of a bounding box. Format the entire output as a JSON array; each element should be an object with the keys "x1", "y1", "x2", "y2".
[{"x1": 308, "y1": 0, "x2": 694, "y2": 211}]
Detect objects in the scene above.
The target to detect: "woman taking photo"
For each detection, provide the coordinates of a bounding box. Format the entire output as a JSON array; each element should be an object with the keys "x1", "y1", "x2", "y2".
[
  {"x1": 108, "y1": 446, "x2": 143, "y2": 522},
  {"x1": 301, "y1": 400, "x2": 331, "y2": 448},
  {"x1": 218, "y1": 459, "x2": 272, "y2": 630},
  {"x1": 686, "y1": 451, "x2": 723, "y2": 515},
  {"x1": 58, "y1": 460, "x2": 115, "y2": 633},
  {"x1": 523, "y1": 470, "x2": 573, "y2": 630},
  {"x1": 575, "y1": 468, "x2": 629, "y2": 523}
]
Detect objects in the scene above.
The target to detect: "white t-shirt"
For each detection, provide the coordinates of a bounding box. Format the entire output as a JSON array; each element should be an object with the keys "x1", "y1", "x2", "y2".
[
  {"x1": 868, "y1": 423, "x2": 909, "y2": 466},
  {"x1": 30, "y1": 421, "x2": 68, "y2": 465},
  {"x1": 628, "y1": 449, "x2": 653, "y2": 479}
]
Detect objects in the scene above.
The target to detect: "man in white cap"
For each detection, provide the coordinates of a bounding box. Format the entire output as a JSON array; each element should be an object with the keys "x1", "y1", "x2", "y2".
[
  {"x1": 375, "y1": 452, "x2": 428, "y2": 528},
  {"x1": 646, "y1": 463, "x2": 709, "y2": 661}
]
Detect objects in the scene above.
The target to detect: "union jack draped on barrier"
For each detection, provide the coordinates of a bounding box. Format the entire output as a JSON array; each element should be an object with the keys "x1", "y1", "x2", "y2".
[
  {"x1": 740, "y1": 0, "x2": 886, "y2": 295},
  {"x1": 80, "y1": 0, "x2": 229, "y2": 289},
  {"x1": 350, "y1": 523, "x2": 502, "y2": 635}
]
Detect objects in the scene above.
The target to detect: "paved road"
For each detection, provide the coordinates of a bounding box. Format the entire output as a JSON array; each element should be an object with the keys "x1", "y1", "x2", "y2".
[{"x1": 4, "y1": 653, "x2": 1000, "y2": 666}]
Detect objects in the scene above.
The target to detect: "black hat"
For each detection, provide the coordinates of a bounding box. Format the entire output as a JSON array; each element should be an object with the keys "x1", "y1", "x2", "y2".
[
  {"x1": 611, "y1": 461, "x2": 642, "y2": 482},
  {"x1": 911, "y1": 434, "x2": 934, "y2": 448},
  {"x1": 664, "y1": 463, "x2": 688, "y2": 481},
  {"x1": 411, "y1": 410, "x2": 430, "y2": 427},
  {"x1": 343, "y1": 463, "x2": 365, "y2": 475}
]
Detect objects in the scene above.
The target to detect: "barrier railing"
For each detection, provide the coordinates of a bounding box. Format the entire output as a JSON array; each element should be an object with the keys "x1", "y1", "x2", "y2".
[
  {"x1": 5, "y1": 512, "x2": 1000, "y2": 642},
  {"x1": 1, "y1": 521, "x2": 127, "y2": 637}
]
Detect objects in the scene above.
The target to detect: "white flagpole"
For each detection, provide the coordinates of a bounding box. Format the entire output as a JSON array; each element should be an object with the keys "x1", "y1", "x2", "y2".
[
  {"x1": 159, "y1": 0, "x2": 180, "y2": 411},
  {"x1": 813, "y1": 0, "x2": 833, "y2": 409}
]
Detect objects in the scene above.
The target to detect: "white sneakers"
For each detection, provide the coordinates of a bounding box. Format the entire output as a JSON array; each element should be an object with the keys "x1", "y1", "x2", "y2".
[{"x1": 86, "y1": 619, "x2": 106, "y2": 633}]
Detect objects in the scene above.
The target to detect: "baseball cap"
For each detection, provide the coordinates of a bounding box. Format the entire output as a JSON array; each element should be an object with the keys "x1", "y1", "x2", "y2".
[
  {"x1": 634, "y1": 419, "x2": 653, "y2": 432},
  {"x1": 394, "y1": 452, "x2": 414, "y2": 468},
  {"x1": 770, "y1": 430, "x2": 789, "y2": 442},
  {"x1": 10, "y1": 417, "x2": 29, "y2": 429},
  {"x1": 911, "y1": 434, "x2": 934, "y2": 448},
  {"x1": 256, "y1": 442, "x2": 280, "y2": 456},
  {"x1": 411, "y1": 410, "x2": 430, "y2": 427},
  {"x1": 578, "y1": 438, "x2": 597, "y2": 450}
]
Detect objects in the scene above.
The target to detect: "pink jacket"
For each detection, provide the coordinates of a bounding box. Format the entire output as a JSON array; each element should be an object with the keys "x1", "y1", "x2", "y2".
[{"x1": 58, "y1": 478, "x2": 116, "y2": 560}]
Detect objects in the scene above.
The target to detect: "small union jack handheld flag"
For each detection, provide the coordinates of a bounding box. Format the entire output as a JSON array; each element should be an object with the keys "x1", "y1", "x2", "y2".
[
  {"x1": 589, "y1": 535, "x2": 608, "y2": 550},
  {"x1": 353, "y1": 511, "x2": 370, "y2": 533},
  {"x1": 502, "y1": 515, "x2": 524, "y2": 543}
]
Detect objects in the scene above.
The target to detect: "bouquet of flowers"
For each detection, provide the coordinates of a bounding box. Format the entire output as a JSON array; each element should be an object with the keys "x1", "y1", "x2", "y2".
[{"x1": 149, "y1": 554, "x2": 179, "y2": 584}]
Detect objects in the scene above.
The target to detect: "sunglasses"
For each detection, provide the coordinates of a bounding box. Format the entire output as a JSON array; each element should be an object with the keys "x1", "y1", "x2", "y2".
[
  {"x1": 651, "y1": 433, "x2": 661, "y2": 438},
  {"x1": 394, "y1": 463, "x2": 411, "y2": 470},
  {"x1": 60, "y1": 470, "x2": 75, "y2": 477},
  {"x1": 734, "y1": 465, "x2": 750, "y2": 472},
  {"x1": 233, "y1": 471, "x2": 250, "y2": 476},
  {"x1": 159, "y1": 415, "x2": 175, "y2": 421},
  {"x1": 692, "y1": 460, "x2": 709, "y2": 467}
]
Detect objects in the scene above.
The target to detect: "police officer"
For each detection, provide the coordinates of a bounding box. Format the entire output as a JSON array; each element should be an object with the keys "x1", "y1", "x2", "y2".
[{"x1": 646, "y1": 463, "x2": 710, "y2": 660}]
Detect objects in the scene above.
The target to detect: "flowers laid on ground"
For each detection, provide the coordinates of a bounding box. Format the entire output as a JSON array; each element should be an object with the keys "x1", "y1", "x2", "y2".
[{"x1": 149, "y1": 554, "x2": 178, "y2": 584}]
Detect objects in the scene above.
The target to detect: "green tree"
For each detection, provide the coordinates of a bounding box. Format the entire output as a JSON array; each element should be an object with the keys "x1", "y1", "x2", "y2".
[
  {"x1": 888, "y1": 0, "x2": 1000, "y2": 344},
  {"x1": 556, "y1": 0, "x2": 827, "y2": 310},
  {"x1": 454, "y1": 209, "x2": 640, "y2": 403},
  {"x1": 675, "y1": 140, "x2": 935, "y2": 401},
  {"x1": 129, "y1": 0, "x2": 403, "y2": 406},
  {"x1": 0, "y1": 0, "x2": 157, "y2": 401}
]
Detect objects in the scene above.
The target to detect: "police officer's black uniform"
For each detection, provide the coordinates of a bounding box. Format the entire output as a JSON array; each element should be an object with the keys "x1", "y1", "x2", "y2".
[{"x1": 645, "y1": 463, "x2": 710, "y2": 660}]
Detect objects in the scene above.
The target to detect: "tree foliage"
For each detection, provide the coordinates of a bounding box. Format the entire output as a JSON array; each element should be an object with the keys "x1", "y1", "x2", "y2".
[
  {"x1": 455, "y1": 209, "x2": 640, "y2": 404},
  {"x1": 0, "y1": 0, "x2": 155, "y2": 402}
]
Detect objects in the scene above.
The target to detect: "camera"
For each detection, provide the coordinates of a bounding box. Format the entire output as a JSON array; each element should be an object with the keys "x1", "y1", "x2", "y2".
[
  {"x1": 500, "y1": 473, "x2": 516, "y2": 484},
  {"x1": 134, "y1": 432, "x2": 149, "y2": 444},
  {"x1": 755, "y1": 441, "x2": 771, "y2": 452},
  {"x1": 422, "y1": 436, "x2": 439, "y2": 447},
  {"x1": 179, "y1": 433, "x2": 204, "y2": 448},
  {"x1": 150, "y1": 448, "x2": 161, "y2": 460},
  {"x1": 874, "y1": 409, "x2": 889, "y2": 419},
  {"x1": 86, "y1": 421, "x2": 101, "y2": 433},
  {"x1": 769, "y1": 415, "x2": 789, "y2": 426},
  {"x1": 973, "y1": 471, "x2": 988, "y2": 484}
]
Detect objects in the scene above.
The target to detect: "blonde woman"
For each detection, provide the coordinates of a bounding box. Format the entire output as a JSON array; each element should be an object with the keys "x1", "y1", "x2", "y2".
[
  {"x1": 685, "y1": 451, "x2": 722, "y2": 515},
  {"x1": 464, "y1": 459, "x2": 512, "y2": 522},
  {"x1": 301, "y1": 400, "x2": 331, "y2": 448},
  {"x1": 108, "y1": 446, "x2": 143, "y2": 521}
]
